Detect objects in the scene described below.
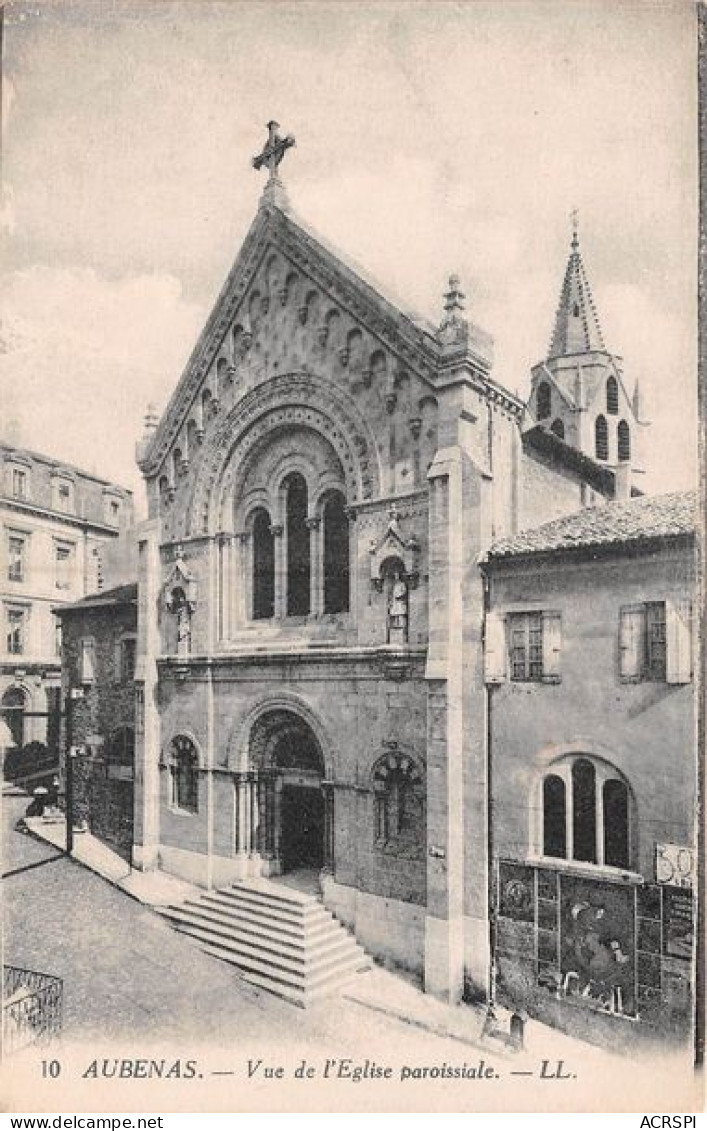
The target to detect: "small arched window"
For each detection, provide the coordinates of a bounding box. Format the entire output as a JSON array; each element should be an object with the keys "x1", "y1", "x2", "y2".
[
  {"x1": 323, "y1": 492, "x2": 349, "y2": 614},
  {"x1": 252, "y1": 508, "x2": 274, "y2": 620},
  {"x1": 536, "y1": 381, "x2": 551, "y2": 420},
  {"x1": 606, "y1": 375, "x2": 619, "y2": 415},
  {"x1": 285, "y1": 473, "x2": 310, "y2": 616},
  {"x1": 595, "y1": 415, "x2": 608, "y2": 461},
  {"x1": 550, "y1": 418, "x2": 565, "y2": 440},
  {"x1": 168, "y1": 735, "x2": 199, "y2": 814},
  {"x1": 617, "y1": 419, "x2": 631, "y2": 462},
  {"x1": 372, "y1": 751, "x2": 424, "y2": 851},
  {"x1": 540, "y1": 755, "x2": 631, "y2": 870}
]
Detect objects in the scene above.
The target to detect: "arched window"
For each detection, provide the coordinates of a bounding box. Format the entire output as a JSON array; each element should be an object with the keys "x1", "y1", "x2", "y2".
[
  {"x1": 617, "y1": 419, "x2": 631, "y2": 462},
  {"x1": 537, "y1": 381, "x2": 551, "y2": 420},
  {"x1": 606, "y1": 375, "x2": 619, "y2": 415},
  {"x1": 550, "y1": 418, "x2": 565, "y2": 440},
  {"x1": 603, "y1": 779, "x2": 629, "y2": 868},
  {"x1": 2, "y1": 687, "x2": 26, "y2": 748},
  {"x1": 540, "y1": 755, "x2": 631, "y2": 870},
  {"x1": 323, "y1": 492, "x2": 349, "y2": 614},
  {"x1": 285, "y1": 473, "x2": 310, "y2": 616},
  {"x1": 595, "y1": 415, "x2": 608, "y2": 460},
  {"x1": 168, "y1": 735, "x2": 199, "y2": 814},
  {"x1": 572, "y1": 758, "x2": 597, "y2": 863},
  {"x1": 252, "y1": 508, "x2": 274, "y2": 620},
  {"x1": 543, "y1": 774, "x2": 566, "y2": 858},
  {"x1": 372, "y1": 751, "x2": 424, "y2": 851}
]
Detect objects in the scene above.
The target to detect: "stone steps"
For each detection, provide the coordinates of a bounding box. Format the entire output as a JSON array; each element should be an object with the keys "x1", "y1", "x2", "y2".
[{"x1": 156, "y1": 878, "x2": 371, "y2": 1007}]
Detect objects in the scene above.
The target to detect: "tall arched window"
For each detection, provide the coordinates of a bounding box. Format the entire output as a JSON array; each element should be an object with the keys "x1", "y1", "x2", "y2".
[
  {"x1": 595, "y1": 415, "x2": 608, "y2": 460},
  {"x1": 540, "y1": 755, "x2": 631, "y2": 870},
  {"x1": 543, "y1": 774, "x2": 566, "y2": 858},
  {"x1": 1, "y1": 687, "x2": 26, "y2": 748},
  {"x1": 252, "y1": 508, "x2": 274, "y2": 620},
  {"x1": 285, "y1": 473, "x2": 310, "y2": 616},
  {"x1": 168, "y1": 735, "x2": 199, "y2": 814},
  {"x1": 603, "y1": 779, "x2": 629, "y2": 868},
  {"x1": 550, "y1": 418, "x2": 565, "y2": 440},
  {"x1": 606, "y1": 375, "x2": 619, "y2": 415},
  {"x1": 323, "y1": 492, "x2": 349, "y2": 614},
  {"x1": 537, "y1": 382, "x2": 551, "y2": 420},
  {"x1": 572, "y1": 758, "x2": 597, "y2": 863},
  {"x1": 617, "y1": 419, "x2": 631, "y2": 462}
]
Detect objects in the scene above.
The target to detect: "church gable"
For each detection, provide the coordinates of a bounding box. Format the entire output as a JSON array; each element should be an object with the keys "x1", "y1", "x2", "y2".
[{"x1": 141, "y1": 203, "x2": 455, "y2": 540}]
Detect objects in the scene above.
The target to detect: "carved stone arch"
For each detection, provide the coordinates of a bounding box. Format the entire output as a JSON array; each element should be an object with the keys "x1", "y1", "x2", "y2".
[
  {"x1": 188, "y1": 371, "x2": 382, "y2": 536},
  {"x1": 313, "y1": 476, "x2": 348, "y2": 517},
  {"x1": 162, "y1": 730, "x2": 205, "y2": 770},
  {"x1": 228, "y1": 692, "x2": 334, "y2": 777},
  {"x1": 370, "y1": 745, "x2": 424, "y2": 784}
]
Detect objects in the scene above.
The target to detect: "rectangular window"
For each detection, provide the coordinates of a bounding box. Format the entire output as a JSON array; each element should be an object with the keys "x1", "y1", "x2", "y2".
[
  {"x1": 11, "y1": 469, "x2": 27, "y2": 499},
  {"x1": 54, "y1": 480, "x2": 73, "y2": 513},
  {"x1": 54, "y1": 615, "x2": 62, "y2": 658},
  {"x1": 619, "y1": 600, "x2": 690, "y2": 684},
  {"x1": 509, "y1": 610, "x2": 549, "y2": 678},
  {"x1": 7, "y1": 535, "x2": 25, "y2": 582},
  {"x1": 6, "y1": 607, "x2": 26, "y2": 655},
  {"x1": 120, "y1": 637, "x2": 136, "y2": 682},
  {"x1": 55, "y1": 544, "x2": 73, "y2": 590}
]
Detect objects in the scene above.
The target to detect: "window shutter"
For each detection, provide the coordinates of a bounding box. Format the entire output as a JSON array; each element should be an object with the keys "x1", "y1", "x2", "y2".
[
  {"x1": 81, "y1": 639, "x2": 96, "y2": 684},
  {"x1": 666, "y1": 597, "x2": 692, "y2": 684},
  {"x1": 484, "y1": 610, "x2": 507, "y2": 684},
  {"x1": 619, "y1": 605, "x2": 643, "y2": 679},
  {"x1": 542, "y1": 611, "x2": 562, "y2": 680}
]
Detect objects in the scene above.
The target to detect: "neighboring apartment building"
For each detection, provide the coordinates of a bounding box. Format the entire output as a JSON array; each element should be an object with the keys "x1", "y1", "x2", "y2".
[
  {"x1": 482, "y1": 490, "x2": 697, "y2": 1045},
  {"x1": 0, "y1": 442, "x2": 133, "y2": 758}
]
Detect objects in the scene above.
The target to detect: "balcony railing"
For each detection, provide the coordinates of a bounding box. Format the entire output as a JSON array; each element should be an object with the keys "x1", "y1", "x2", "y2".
[{"x1": 3, "y1": 965, "x2": 63, "y2": 1055}]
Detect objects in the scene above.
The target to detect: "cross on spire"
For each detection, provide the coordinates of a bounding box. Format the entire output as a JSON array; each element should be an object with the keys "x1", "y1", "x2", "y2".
[{"x1": 252, "y1": 121, "x2": 295, "y2": 184}]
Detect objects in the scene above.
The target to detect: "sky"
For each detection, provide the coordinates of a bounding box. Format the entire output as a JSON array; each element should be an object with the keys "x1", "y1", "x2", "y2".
[{"x1": 0, "y1": 0, "x2": 698, "y2": 509}]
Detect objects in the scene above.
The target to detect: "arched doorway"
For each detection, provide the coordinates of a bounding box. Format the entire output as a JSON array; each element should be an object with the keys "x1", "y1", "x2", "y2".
[{"x1": 248, "y1": 709, "x2": 328, "y2": 875}]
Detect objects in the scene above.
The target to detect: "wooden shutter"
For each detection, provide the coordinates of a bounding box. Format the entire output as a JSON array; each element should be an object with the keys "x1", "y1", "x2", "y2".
[
  {"x1": 542, "y1": 611, "x2": 562, "y2": 681},
  {"x1": 619, "y1": 605, "x2": 644, "y2": 680},
  {"x1": 484, "y1": 610, "x2": 507, "y2": 684},
  {"x1": 81, "y1": 638, "x2": 96, "y2": 683},
  {"x1": 666, "y1": 597, "x2": 692, "y2": 684}
]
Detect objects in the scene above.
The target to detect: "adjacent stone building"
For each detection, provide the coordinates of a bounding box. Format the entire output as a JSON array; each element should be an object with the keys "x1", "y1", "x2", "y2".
[
  {"x1": 482, "y1": 490, "x2": 696, "y2": 1044},
  {"x1": 0, "y1": 443, "x2": 133, "y2": 772}
]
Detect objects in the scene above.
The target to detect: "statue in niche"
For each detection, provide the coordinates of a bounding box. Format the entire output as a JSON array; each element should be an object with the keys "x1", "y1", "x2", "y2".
[
  {"x1": 387, "y1": 569, "x2": 408, "y2": 645},
  {"x1": 166, "y1": 585, "x2": 192, "y2": 658}
]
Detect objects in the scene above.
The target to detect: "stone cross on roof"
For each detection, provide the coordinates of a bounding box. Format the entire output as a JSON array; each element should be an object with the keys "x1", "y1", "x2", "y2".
[{"x1": 252, "y1": 121, "x2": 295, "y2": 182}]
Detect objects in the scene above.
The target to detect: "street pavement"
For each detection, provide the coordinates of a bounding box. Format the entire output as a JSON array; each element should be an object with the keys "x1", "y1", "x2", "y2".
[{"x1": 1, "y1": 790, "x2": 461, "y2": 1052}]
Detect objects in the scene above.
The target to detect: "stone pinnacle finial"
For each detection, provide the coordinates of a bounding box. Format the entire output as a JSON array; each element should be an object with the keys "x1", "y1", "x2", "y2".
[
  {"x1": 443, "y1": 274, "x2": 466, "y2": 317},
  {"x1": 252, "y1": 121, "x2": 295, "y2": 209},
  {"x1": 144, "y1": 403, "x2": 159, "y2": 433}
]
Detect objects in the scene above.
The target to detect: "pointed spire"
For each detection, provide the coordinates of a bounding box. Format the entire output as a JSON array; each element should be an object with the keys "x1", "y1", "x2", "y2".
[{"x1": 548, "y1": 218, "x2": 605, "y2": 359}]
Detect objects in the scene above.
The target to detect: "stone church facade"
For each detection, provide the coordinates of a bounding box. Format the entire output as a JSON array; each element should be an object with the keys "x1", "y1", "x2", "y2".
[{"x1": 127, "y1": 127, "x2": 695, "y2": 1015}]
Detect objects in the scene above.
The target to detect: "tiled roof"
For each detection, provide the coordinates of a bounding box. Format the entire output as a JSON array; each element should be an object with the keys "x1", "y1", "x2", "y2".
[
  {"x1": 57, "y1": 582, "x2": 138, "y2": 611},
  {"x1": 486, "y1": 490, "x2": 697, "y2": 561}
]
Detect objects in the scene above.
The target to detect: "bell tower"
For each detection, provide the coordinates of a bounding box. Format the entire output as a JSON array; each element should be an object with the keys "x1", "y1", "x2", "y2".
[{"x1": 526, "y1": 216, "x2": 647, "y2": 489}]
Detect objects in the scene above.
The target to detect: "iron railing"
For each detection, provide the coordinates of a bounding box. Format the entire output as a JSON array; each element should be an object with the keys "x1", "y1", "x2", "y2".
[{"x1": 2, "y1": 965, "x2": 63, "y2": 1055}]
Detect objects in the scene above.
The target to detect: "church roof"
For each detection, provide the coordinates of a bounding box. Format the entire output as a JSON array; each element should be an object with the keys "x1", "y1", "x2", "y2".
[
  {"x1": 485, "y1": 490, "x2": 697, "y2": 562},
  {"x1": 547, "y1": 230, "x2": 606, "y2": 359}
]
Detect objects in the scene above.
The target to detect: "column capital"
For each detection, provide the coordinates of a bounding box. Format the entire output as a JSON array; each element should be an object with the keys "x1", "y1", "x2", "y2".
[
  {"x1": 305, "y1": 515, "x2": 321, "y2": 531},
  {"x1": 270, "y1": 523, "x2": 284, "y2": 538}
]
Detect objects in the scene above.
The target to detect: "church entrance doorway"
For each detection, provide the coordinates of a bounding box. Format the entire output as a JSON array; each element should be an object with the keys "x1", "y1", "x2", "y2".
[
  {"x1": 281, "y1": 785, "x2": 325, "y2": 872},
  {"x1": 246, "y1": 708, "x2": 331, "y2": 878}
]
